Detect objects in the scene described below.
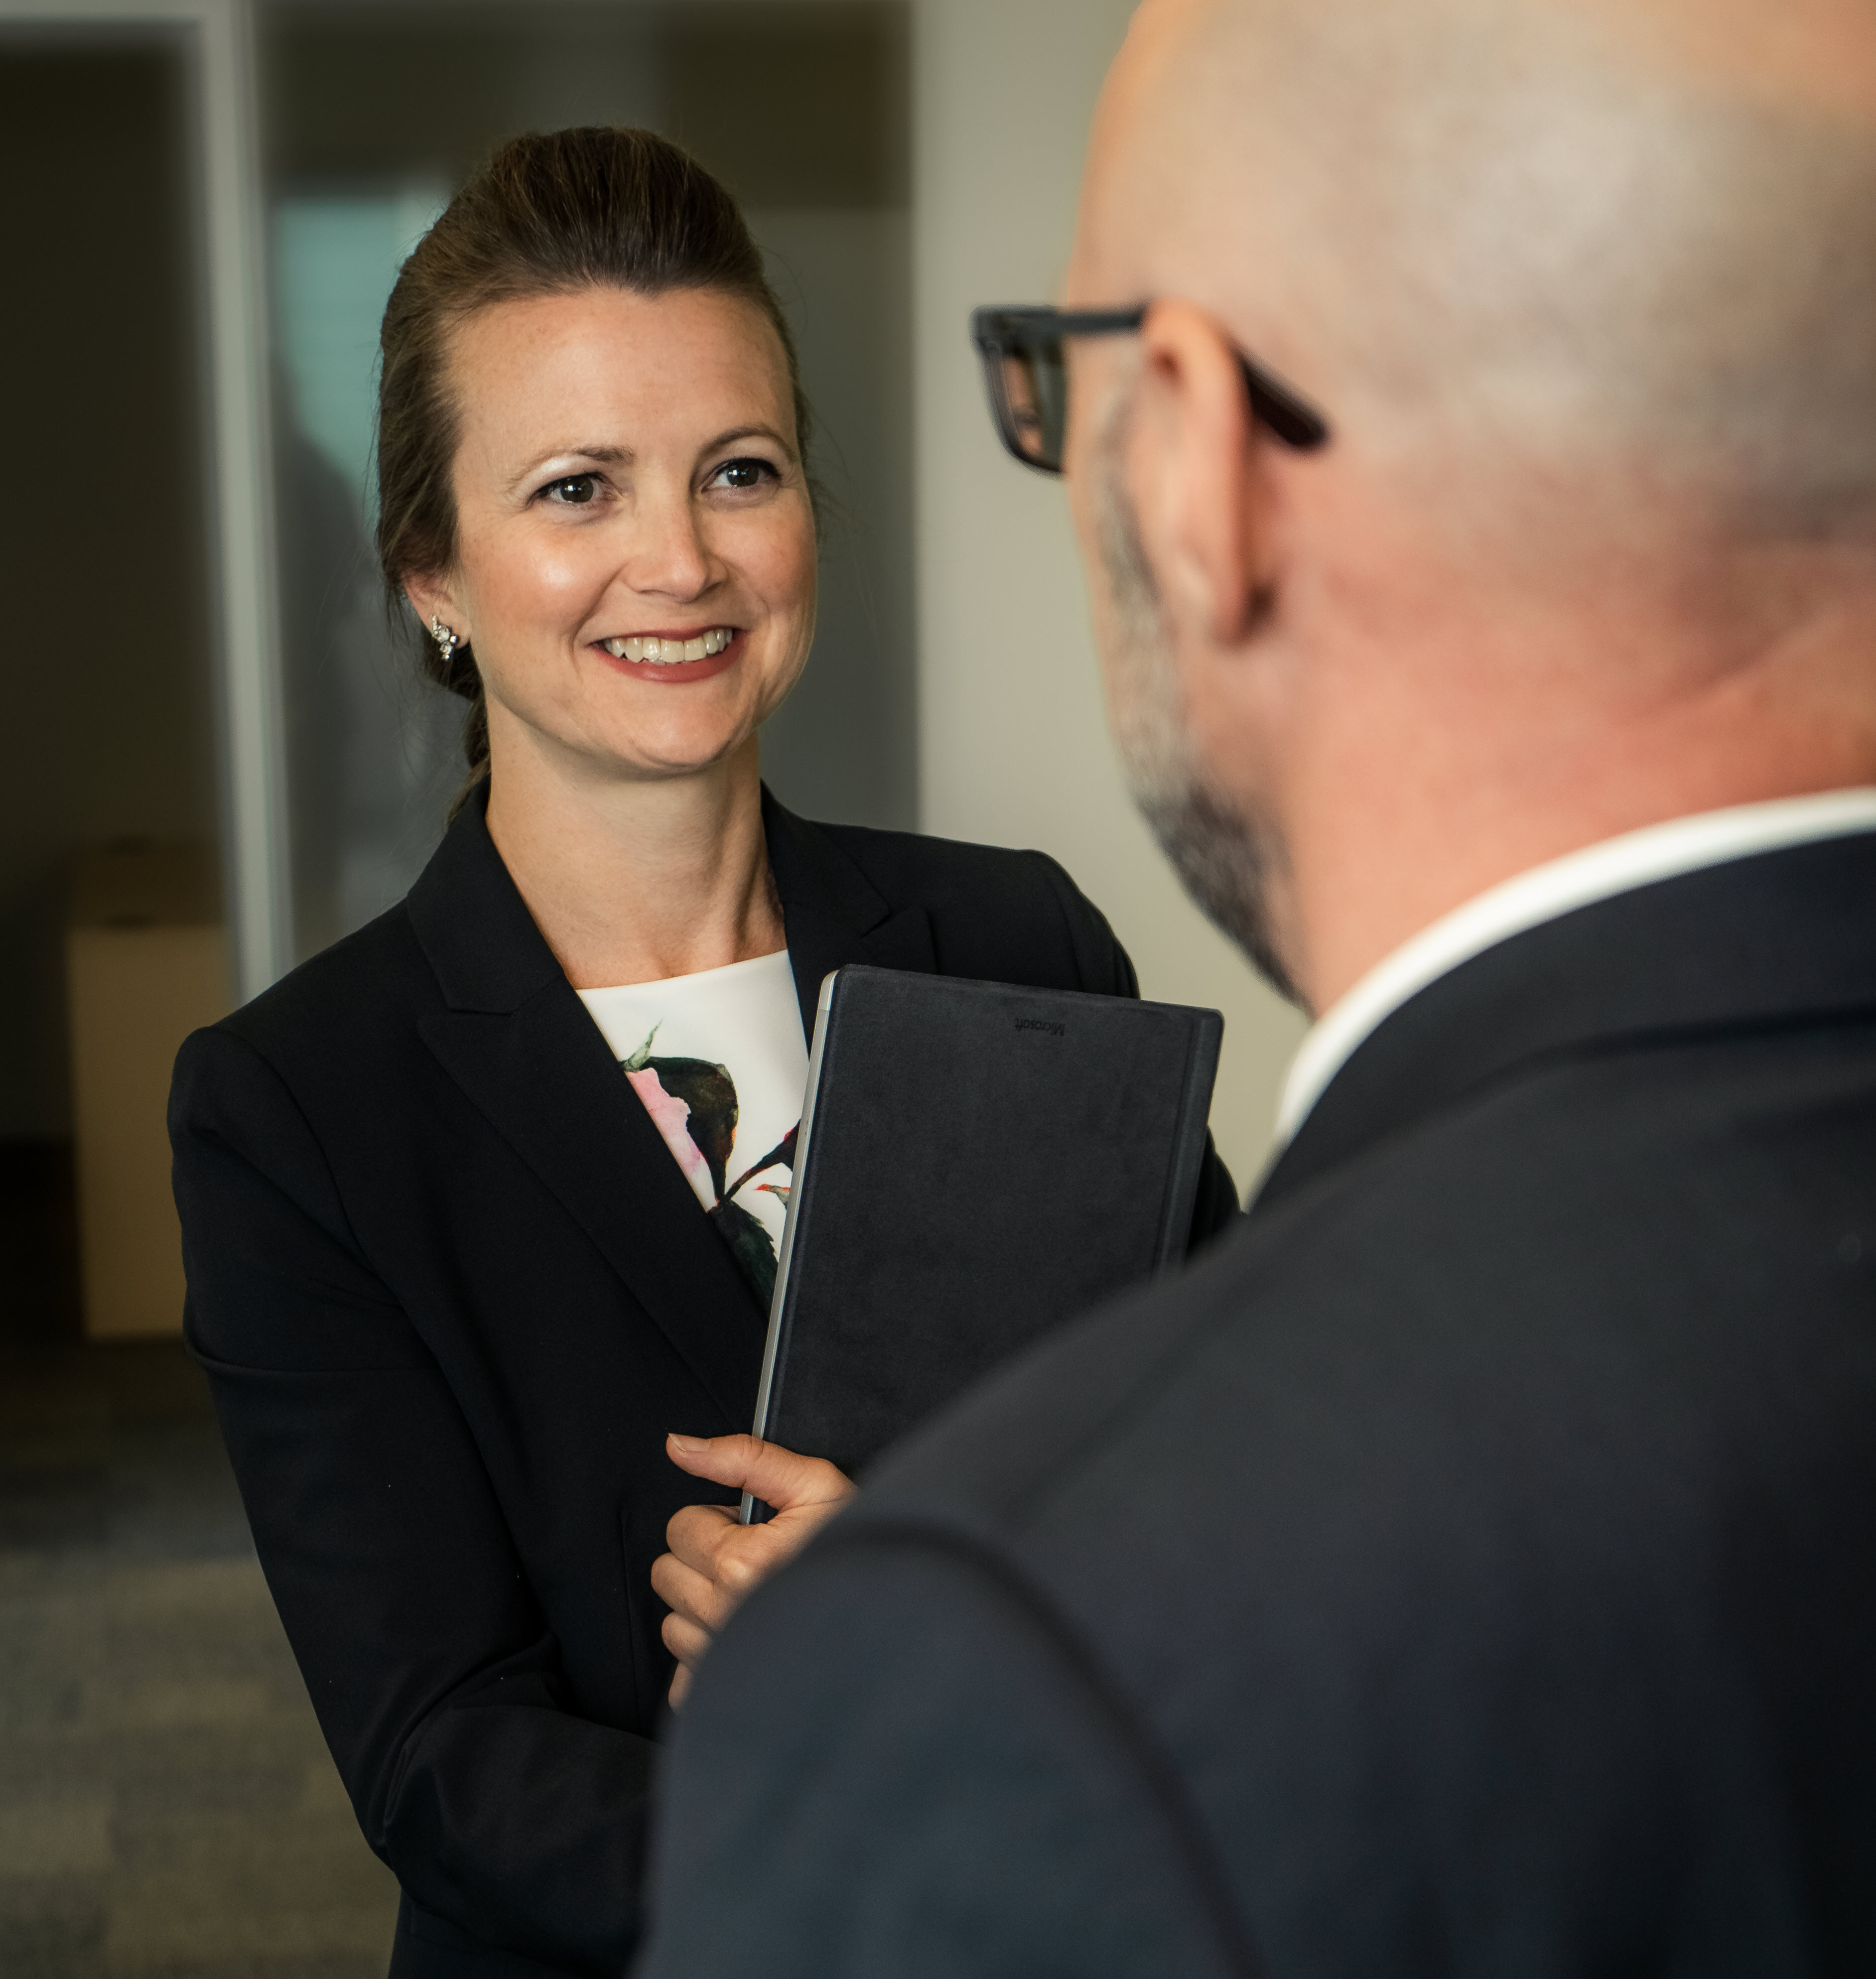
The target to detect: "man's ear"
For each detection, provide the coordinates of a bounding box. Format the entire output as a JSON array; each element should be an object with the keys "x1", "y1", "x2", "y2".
[{"x1": 1129, "y1": 299, "x2": 1280, "y2": 649}]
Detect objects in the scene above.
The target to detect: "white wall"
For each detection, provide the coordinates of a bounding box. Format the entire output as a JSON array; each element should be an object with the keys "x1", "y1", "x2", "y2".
[{"x1": 911, "y1": 0, "x2": 1307, "y2": 1192}]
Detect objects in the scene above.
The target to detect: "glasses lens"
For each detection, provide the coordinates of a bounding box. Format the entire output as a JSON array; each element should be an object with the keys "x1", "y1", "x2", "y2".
[{"x1": 985, "y1": 337, "x2": 1068, "y2": 472}]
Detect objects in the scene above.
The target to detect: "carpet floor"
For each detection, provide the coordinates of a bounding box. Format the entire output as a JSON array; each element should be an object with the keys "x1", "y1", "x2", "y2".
[{"x1": 0, "y1": 1147, "x2": 400, "y2": 1978}]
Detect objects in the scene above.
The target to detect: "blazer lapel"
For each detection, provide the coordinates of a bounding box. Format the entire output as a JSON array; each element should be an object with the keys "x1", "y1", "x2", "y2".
[
  {"x1": 763, "y1": 788, "x2": 936, "y2": 1037},
  {"x1": 407, "y1": 792, "x2": 767, "y2": 1427},
  {"x1": 401, "y1": 785, "x2": 941, "y2": 1423}
]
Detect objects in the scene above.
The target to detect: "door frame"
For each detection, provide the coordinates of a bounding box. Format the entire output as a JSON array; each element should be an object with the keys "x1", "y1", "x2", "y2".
[{"x1": 0, "y1": 0, "x2": 287, "y2": 1000}]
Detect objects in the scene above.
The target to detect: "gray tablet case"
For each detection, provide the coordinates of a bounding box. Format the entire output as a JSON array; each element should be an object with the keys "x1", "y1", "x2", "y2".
[{"x1": 742, "y1": 966, "x2": 1222, "y2": 1515}]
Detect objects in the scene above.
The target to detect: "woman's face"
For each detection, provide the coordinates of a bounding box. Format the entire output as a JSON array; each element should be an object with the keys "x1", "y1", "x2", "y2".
[{"x1": 415, "y1": 284, "x2": 817, "y2": 785}]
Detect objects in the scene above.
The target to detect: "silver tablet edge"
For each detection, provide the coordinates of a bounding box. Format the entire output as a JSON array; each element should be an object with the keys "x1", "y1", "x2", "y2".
[{"x1": 739, "y1": 967, "x2": 840, "y2": 1525}]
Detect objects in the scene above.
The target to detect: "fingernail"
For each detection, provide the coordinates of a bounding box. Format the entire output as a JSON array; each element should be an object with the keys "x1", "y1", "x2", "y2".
[{"x1": 668, "y1": 1432, "x2": 709, "y2": 1454}]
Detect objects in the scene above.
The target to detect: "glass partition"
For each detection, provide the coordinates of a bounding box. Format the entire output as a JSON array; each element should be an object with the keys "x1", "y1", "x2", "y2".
[{"x1": 270, "y1": 185, "x2": 459, "y2": 956}]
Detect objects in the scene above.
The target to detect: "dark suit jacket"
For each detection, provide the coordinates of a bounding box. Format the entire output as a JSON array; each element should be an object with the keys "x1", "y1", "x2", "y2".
[
  {"x1": 638, "y1": 832, "x2": 1876, "y2": 1979},
  {"x1": 168, "y1": 786, "x2": 1237, "y2": 1979}
]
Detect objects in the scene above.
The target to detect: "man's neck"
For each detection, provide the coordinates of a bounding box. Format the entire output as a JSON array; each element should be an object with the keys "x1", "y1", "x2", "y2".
[
  {"x1": 1279, "y1": 622, "x2": 1876, "y2": 1015},
  {"x1": 1277, "y1": 785, "x2": 1876, "y2": 1140}
]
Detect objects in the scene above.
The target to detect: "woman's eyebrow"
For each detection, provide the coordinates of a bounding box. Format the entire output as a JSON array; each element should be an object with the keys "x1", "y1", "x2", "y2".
[
  {"x1": 701, "y1": 423, "x2": 794, "y2": 457},
  {"x1": 540, "y1": 444, "x2": 631, "y2": 468}
]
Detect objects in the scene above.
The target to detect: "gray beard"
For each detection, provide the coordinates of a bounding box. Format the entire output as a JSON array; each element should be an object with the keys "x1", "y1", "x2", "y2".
[{"x1": 1093, "y1": 403, "x2": 1302, "y2": 1007}]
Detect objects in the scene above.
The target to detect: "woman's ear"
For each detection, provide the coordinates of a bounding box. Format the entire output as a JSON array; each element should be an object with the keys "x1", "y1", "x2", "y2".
[
  {"x1": 402, "y1": 575, "x2": 466, "y2": 645},
  {"x1": 1130, "y1": 299, "x2": 1282, "y2": 651}
]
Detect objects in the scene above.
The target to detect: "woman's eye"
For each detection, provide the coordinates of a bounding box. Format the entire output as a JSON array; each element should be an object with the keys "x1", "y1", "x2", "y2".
[
  {"x1": 543, "y1": 474, "x2": 597, "y2": 505},
  {"x1": 710, "y1": 457, "x2": 778, "y2": 492}
]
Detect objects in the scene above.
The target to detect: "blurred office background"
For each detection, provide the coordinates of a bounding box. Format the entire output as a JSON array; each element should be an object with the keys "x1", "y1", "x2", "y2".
[{"x1": 0, "y1": 1, "x2": 1303, "y2": 1972}]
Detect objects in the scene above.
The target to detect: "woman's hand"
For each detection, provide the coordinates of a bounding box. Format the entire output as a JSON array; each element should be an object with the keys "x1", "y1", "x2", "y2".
[{"x1": 653, "y1": 1433, "x2": 855, "y2": 1708}]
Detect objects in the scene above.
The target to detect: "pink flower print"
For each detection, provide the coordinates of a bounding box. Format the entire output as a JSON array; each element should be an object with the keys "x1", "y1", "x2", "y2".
[{"x1": 626, "y1": 1067, "x2": 716, "y2": 1208}]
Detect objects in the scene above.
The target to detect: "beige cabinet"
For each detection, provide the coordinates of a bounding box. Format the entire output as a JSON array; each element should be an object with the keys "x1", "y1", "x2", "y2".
[{"x1": 67, "y1": 841, "x2": 231, "y2": 1339}]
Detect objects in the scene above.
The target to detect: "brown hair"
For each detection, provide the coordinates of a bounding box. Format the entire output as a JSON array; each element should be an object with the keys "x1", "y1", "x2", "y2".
[{"x1": 376, "y1": 126, "x2": 813, "y2": 788}]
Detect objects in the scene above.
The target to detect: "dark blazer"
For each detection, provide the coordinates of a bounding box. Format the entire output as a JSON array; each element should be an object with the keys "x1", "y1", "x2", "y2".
[
  {"x1": 639, "y1": 831, "x2": 1876, "y2": 1979},
  {"x1": 169, "y1": 785, "x2": 1236, "y2": 1979}
]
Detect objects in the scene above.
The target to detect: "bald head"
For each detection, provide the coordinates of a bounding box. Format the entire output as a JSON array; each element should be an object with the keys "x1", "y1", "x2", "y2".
[
  {"x1": 1064, "y1": 0, "x2": 1876, "y2": 1014},
  {"x1": 1081, "y1": 0, "x2": 1876, "y2": 536}
]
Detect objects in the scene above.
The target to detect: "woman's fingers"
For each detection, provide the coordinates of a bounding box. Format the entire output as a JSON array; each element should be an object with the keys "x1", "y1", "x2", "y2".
[
  {"x1": 665, "y1": 1432, "x2": 853, "y2": 1515},
  {"x1": 658, "y1": 1508, "x2": 792, "y2": 1615},
  {"x1": 662, "y1": 1502, "x2": 737, "y2": 1581},
  {"x1": 650, "y1": 1546, "x2": 731, "y2": 1634},
  {"x1": 653, "y1": 1436, "x2": 861, "y2": 1705},
  {"x1": 661, "y1": 1606, "x2": 711, "y2": 1671}
]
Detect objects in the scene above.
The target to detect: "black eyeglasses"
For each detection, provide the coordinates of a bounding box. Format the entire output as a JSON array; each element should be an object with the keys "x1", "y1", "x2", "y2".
[{"x1": 969, "y1": 304, "x2": 1331, "y2": 475}]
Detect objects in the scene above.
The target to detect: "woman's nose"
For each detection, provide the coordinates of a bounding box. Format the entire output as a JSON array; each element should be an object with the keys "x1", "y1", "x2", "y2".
[{"x1": 621, "y1": 483, "x2": 718, "y2": 601}]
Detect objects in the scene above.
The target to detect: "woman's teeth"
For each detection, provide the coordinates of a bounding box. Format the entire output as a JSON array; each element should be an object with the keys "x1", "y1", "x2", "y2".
[{"x1": 601, "y1": 628, "x2": 733, "y2": 664}]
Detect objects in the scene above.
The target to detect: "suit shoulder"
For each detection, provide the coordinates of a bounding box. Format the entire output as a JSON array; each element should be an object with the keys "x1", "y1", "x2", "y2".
[
  {"x1": 812, "y1": 820, "x2": 1132, "y2": 996},
  {"x1": 206, "y1": 901, "x2": 435, "y2": 1069},
  {"x1": 813, "y1": 818, "x2": 1054, "y2": 901}
]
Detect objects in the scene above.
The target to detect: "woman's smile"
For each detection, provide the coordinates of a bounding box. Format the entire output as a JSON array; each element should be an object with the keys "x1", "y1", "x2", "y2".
[{"x1": 595, "y1": 625, "x2": 744, "y2": 684}]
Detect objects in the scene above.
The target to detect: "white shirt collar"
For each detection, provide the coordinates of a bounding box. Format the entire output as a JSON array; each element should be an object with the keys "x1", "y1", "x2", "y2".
[{"x1": 1275, "y1": 787, "x2": 1876, "y2": 1145}]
